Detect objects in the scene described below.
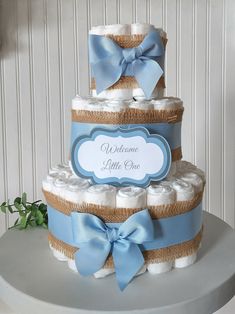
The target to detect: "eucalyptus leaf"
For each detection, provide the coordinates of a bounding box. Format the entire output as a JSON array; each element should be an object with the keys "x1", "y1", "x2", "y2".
[
  {"x1": 36, "y1": 210, "x2": 44, "y2": 225},
  {"x1": 14, "y1": 197, "x2": 21, "y2": 205},
  {"x1": 0, "y1": 206, "x2": 6, "y2": 213},
  {"x1": 39, "y1": 203, "x2": 47, "y2": 212},
  {"x1": 8, "y1": 205, "x2": 13, "y2": 213},
  {"x1": 19, "y1": 216, "x2": 27, "y2": 229},
  {"x1": 22, "y1": 192, "x2": 27, "y2": 206},
  {"x1": 31, "y1": 204, "x2": 38, "y2": 215}
]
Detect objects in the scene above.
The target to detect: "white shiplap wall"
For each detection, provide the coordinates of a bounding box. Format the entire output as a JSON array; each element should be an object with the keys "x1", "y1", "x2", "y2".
[{"x1": 0, "y1": 0, "x2": 235, "y2": 236}]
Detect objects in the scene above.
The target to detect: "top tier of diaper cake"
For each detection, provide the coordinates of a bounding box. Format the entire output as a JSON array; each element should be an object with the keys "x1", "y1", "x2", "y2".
[{"x1": 89, "y1": 23, "x2": 167, "y2": 99}]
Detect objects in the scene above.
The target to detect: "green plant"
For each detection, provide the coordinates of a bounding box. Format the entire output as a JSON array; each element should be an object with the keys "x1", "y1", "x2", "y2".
[{"x1": 0, "y1": 192, "x2": 48, "y2": 229}]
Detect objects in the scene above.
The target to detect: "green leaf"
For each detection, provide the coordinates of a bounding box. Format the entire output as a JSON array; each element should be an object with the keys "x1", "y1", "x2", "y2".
[
  {"x1": 39, "y1": 203, "x2": 47, "y2": 212},
  {"x1": 8, "y1": 205, "x2": 13, "y2": 213},
  {"x1": 19, "y1": 216, "x2": 27, "y2": 229},
  {"x1": 26, "y1": 212, "x2": 32, "y2": 224},
  {"x1": 0, "y1": 205, "x2": 6, "y2": 213},
  {"x1": 22, "y1": 192, "x2": 27, "y2": 206},
  {"x1": 36, "y1": 210, "x2": 44, "y2": 225},
  {"x1": 1, "y1": 202, "x2": 6, "y2": 207},
  {"x1": 30, "y1": 204, "x2": 38, "y2": 217},
  {"x1": 14, "y1": 197, "x2": 22, "y2": 205}
]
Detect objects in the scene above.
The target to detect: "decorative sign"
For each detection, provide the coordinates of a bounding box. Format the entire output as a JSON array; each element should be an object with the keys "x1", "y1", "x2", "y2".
[{"x1": 71, "y1": 127, "x2": 171, "y2": 187}]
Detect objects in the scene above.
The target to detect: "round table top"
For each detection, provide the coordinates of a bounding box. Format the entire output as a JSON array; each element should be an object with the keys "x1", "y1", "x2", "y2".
[{"x1": 0, "y1": 211, "x2": 234, "y2": 314}]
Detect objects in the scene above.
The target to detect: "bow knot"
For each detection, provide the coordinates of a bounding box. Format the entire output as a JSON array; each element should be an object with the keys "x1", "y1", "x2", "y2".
[
  {"x1": 106, "y1": 227, "x2": 119, "y2": 243},
  {"x1": 89, "y1": 30, "x2": 165, "y2": 99},
  {"x1": 71, "y1": 209, "x2": 154, "y2": 290},
  {"x1": 123, "y1": 47, "x2": 143, "y2": 63}
]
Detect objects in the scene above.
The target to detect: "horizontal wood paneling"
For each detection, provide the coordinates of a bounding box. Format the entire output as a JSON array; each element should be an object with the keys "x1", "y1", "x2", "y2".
[{"x1": 0, "y1": 0, "x2": 234, "y2": 236}]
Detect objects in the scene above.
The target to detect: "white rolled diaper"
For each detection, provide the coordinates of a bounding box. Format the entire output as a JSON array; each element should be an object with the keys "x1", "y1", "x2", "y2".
[
  {"x1": 59, "y1": 168, "x2": 73, "y2": 179},
  {"x1": 49, "y1": 168, "x2": 59, "y2": 175},
  {"x1": 147, "y1": 261, "x2": 173, "y2": 274},
  {"x1": 92, "y1": 88, "x2": 133, "y2": 100},
  {"x1": 94, "y1": 265, "x2": 146, "y2": 279},
  {"x1": 64, "y1": 178, "x2": 90, "y2": 204},
  {"x1": 179, "y1": 172, "x2": 204, "y2": 194},
  {"x1": 68, "y1": 259, "x2": 78, "y2": 273},
  {"x1": 174, "y1": 253, "x2": 197, "y2": 268},
  {"x1": 52, "y1": 248, "x2": 68, "y2": 262},
  {"x1": 103, "y1": 24, "x2": 131, "y2": 35},
  {"x1": 167, "y1": 161, "x2": 177, "y2": 178},
  {"x1": 89, "y1": 25, "x2": 106, "y2": 35},
  {"x1": 85, "y1": 184, "x2": 116, "y2": 207},
  {"x1": 50, "y1": 164, "x2": 64, "y2": 172},
  {"x1": 129, "y1": 100, "x2": 153, "y2": 110},
  {"x1": 52, "y1": 178, "x2": 68, "y2": 198},
  {"x1": 171, "y1": 179, "x2": 195, "y2": 201},
  {"x1": 94, "y1": 268, "x2": 115, "y2": 279},
  {"x1": 103, "y1": 99, "x2": 128, "y2": 112},
  {"x1": 42, "y1": 173, "x2": 58, "y2": 192},
  {"x1": 176, "y1": 160, "x2": 197, "y2": 174},
  {"x1": 116, "y1": 186, "x2": 146, "y2": 208},
  {"x1": 90, "y1": 24, "x2": 131, "y2": 36},
  {"x1": 131, "y1": 23, "x2": 154, "y2": 35},
  {"x1": 151, "y1": 97, "x2": 183, "y2": 111},
  {"x1": 72, "y1": 95, "x2": 98, "y2": 111},
  {"x1": 147, "y1": 184, "x2": 176, "y2": 206},
  {"x1": 133, "y1": 86, "x2": 164, "y2": 99},
  {"x1": 176, "y1": 161, "x2": 206, "y2": 183},
  {"x1": 85, "y1": 101, "x2": 103, "y2": 112}
]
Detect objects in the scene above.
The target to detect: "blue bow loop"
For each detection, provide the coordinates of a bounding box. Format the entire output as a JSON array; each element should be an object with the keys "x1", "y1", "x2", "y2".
[
  {"x1": 89, "y1": 30, "x2": 164, "y2": 99},
  {"x1": 71, "y1": 209, "x2": 154, "y2": 290}
]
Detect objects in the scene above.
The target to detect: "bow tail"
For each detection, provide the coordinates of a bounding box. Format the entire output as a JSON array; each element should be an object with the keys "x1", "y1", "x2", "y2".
[
  {"x1": 112, "y1": 240, "x2": 145, "y2": 291},
  {"x1": 133, "y1": 59, "x2": 163, "y2": 99},
  {"x1": 74, "y1": 238, "x2": 111, "y2": 276},
  {"x1": 92, "y1": 57, "x2": 123, "y2": 94}
]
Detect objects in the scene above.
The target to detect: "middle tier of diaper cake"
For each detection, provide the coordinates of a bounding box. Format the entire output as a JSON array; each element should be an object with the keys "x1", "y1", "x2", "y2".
[{"x1": 42, "y1": 23, "x2": 205, "y2": 291}]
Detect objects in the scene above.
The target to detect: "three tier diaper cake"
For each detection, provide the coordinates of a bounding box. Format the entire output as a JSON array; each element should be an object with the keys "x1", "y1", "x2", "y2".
[{"x1": 42, "y1": 23, "x2": 205, "y2": 291}]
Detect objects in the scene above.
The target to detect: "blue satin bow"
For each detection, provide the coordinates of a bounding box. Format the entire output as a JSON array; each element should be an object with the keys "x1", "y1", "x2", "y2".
[
  {"x1": 89, "y1": 30, "x2": 164, "y2": 99},
  {"x1": 71, "y1": 209, "x2": 154, "y2": 290}
]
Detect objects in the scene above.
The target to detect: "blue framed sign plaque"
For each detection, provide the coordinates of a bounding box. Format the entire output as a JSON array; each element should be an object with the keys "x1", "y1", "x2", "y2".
[{"x1": 71, "y1": 127, "x2": 171, "y2": 187}]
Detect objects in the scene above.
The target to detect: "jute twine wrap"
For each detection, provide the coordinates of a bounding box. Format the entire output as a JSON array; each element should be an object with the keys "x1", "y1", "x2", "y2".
[
  {"x1": 90, "y1": 34, "x2": 167, "y2": 91},
  {"x1": 71, "y1": 107, "x2": 184, "y2": 124},
  {"x1": 48, "y1": 228, "x2": 202, "y2": 266},
  {"x1": 91, "y1": 76, "x2": 165, "y2": 90},
  {"x1": 43, "y1": 189, "x2": 203, "y2": 223}
]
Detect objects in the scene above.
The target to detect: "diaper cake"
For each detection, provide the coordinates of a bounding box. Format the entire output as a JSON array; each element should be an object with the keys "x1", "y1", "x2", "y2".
[{"x1": 42, "y1": 23, "x2": 205, "y2": 291}]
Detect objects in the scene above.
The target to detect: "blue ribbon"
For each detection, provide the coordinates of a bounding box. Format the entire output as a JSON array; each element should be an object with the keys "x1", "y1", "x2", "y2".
[
  {"x1": 89, "y1": 30, "x2": 164, "y2": 99},
  {"x1": 71, "y1": 121, "x2": 182, "y2": 152},
  {"x1": 71, "y1": 209, "x2": 154, "y2": 291}
]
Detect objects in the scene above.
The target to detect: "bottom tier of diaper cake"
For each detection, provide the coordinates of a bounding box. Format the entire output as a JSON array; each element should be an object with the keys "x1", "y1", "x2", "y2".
[{"x1": 43, "y1": 160, "x2": 205, "y2": 289}]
